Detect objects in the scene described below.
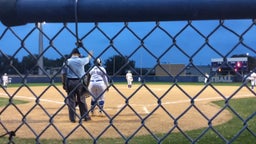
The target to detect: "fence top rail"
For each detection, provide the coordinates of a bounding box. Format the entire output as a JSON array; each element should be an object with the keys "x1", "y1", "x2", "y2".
[{"x1": 1, "y1": 0, "x2": 256, "y2": 26}]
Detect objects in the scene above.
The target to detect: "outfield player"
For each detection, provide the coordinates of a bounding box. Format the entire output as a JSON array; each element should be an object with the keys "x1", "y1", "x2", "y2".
[
  {"x1": 2, "y1": 73, "x2": 8, "y2": 88},
  {"x1": 249, "y1": 71, "x2": 256, "y2": 90},
  {"x1": 204, "y1": 73, "x2": 209, "y2": 84},
  {"x1": 61, "y1": 48, "x2": 92, "y2": 123},
  {"x1": 126, "y1": 70, "x2": 133, "y2": 88},
  {"x1": 88, "y1": 58, "x2": 109, "y2": 116}
]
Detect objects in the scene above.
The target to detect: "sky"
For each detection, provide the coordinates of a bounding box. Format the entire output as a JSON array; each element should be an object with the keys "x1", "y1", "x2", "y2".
[{"x1": 0, "y1": 19, "x2": 255, "y2": 68}]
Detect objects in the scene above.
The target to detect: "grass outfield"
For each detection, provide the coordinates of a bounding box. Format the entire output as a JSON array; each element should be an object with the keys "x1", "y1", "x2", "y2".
[
  {"x1": 0, "y1": 97, "x2": 255, "y2": 144},
  {"x1": 0, "y1": 97, "x2": 28, "y2": 106}
]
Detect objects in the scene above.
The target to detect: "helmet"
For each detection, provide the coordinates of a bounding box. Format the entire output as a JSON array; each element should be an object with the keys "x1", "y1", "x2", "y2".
[{"x1": 96, "y1": 58, "x2": 102, "y2": 65}]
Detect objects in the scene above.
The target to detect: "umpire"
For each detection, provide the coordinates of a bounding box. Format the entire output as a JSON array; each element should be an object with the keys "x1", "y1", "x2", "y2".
[{"x1": 61, "y1": 48, "x2": 92, "y2": 123}]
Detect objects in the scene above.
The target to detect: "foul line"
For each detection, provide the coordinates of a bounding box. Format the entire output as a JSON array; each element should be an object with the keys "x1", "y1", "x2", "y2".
[
  {"x1": 0, "y1": 93, "x2": 254, "y2": 111},
  {"x1": 0, "y1": 92, "x2": 64, "y2": 105},
  {"x1": 143, "y1": 106, "x2": 150, "y2": 114}
]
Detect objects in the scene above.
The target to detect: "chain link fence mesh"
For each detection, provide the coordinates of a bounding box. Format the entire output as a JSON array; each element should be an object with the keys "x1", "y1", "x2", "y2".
[{"x1": 0, "y1": 19, "x2": 255, "y2": 143}]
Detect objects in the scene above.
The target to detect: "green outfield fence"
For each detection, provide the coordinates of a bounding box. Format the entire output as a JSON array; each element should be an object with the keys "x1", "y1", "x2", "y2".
[{"x1": 0, "y1": 0, "x2": 256, "y2": 143}]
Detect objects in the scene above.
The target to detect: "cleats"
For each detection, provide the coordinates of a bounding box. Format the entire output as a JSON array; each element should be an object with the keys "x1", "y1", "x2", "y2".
[
  {"x1": 99, "y1": 111, "x2": 104, "y2": 117},
  {"x1": 91, "y1": 110, "x2": 95, "y2": 116}
]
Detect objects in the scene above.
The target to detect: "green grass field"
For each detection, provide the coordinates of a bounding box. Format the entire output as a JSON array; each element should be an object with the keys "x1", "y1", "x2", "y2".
[
  {"x1": 0, "y1": 97, "x2": 255, "y2": 144},
  {"x1": 0, "y1": 97, "x2": 28, "y2": 106}
]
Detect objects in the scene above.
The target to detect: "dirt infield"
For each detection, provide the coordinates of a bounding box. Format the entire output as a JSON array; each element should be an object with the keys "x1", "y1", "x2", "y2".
[{"x1": 0, "y1": 84, "x2": 254, "y2": 139}]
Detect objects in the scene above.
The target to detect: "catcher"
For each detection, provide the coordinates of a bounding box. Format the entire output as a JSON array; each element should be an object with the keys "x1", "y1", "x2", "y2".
[{"x1": 88, "y1": 58, "x2": 109, "y2": 116}]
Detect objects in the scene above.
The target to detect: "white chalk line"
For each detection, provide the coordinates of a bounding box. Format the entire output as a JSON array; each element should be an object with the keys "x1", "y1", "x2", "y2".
[
  {"x1": 143, "y1": 106, "x2": 150, "y2": 114},
  {"x1": 116, "y1": 104, "x2": 150, "y2": 114},
  {"x1": 0, "y1": 92, "x2": 64, "y2": 104},
  {"x1": 0, "y1": 92, "x2": 254, "y2": 113}
]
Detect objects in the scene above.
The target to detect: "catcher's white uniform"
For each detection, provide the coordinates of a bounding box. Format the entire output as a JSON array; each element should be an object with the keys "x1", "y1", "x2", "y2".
[
  {"x1": 126, "y1": 71, "x2": 133, "y2": 88},
  {"x1": 88, "y1": 58, "x2": 109, "y2": 116}
]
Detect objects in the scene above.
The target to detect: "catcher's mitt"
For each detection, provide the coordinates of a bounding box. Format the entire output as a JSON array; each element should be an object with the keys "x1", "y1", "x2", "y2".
[
  {"x1": 81, "y1": 86, "x2": 91, "y2": 98},
  {"x1": 83, "y1": 73, "x2": 91, "y2": 87},
  {"x1": 84, "y1": 92, "x2": 91, "y2": 98}
]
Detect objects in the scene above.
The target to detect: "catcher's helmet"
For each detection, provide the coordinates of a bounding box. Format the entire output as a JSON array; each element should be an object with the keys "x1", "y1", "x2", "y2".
[{"x1": 96, "y1": 58, "x2": 102, "y2": 65}]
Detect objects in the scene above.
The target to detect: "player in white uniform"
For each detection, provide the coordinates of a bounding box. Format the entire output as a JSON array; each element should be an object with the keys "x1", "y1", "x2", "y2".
[
  {"x1": 126, "y1": 70, "x2": 133, "y2": 88},
  {"x1": 2, "y1": 73, "x2": 8, "y2": 88},
  {"x1": 249, "y1": 71, "x2": 256, "y2": 90},
  {"x1": 204, "y1": 73, "x2": 209, "y2": 84},
  {"x1": 88, "y1": 58, "x2": 109, "y2": 116}
]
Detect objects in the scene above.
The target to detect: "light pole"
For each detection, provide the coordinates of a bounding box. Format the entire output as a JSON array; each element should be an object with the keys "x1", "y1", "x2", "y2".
[
  {"x1": 140, "y1": 51, "x2": 142, "y2": 75},
  {"x1": 38, "y1": 22, "x2": 44, "y2": 75}
]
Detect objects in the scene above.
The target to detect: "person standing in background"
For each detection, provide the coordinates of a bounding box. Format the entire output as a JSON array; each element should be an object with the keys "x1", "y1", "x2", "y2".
[
  {"x1": 61, "y1": 48, "x2": 93, "y2": 123},
  {"x1": 204, "y1": 73, "x2": 209, "y2": 84},
  {"x1": 126, "y1": 70, "x2": 133, "y2": 88},
  {"x1": 2, "y1": 73, "x2": 8, "y2": 88},
  {"x1": 88, "y1": 58, "x2": 109, "y2": 117},
  {"x1": 249, "y1": 71, "x2": 256, "y2": 90}
]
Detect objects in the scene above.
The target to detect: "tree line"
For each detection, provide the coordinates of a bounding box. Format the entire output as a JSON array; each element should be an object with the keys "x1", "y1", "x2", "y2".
[
  {"x1": 0, "y1": 54, "x2": 142, "y2": 76},
  {"x1": 0, "y1": 53, "x2": 255, "y2": 76}
]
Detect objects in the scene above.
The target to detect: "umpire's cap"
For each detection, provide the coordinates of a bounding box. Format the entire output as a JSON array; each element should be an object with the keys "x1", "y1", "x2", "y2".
[{"x1": 71, "y1": 48, "x2": 80, "y2": 55}]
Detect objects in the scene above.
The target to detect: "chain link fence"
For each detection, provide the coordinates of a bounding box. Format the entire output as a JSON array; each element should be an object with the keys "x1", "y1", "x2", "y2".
[{"x1": 0, "y1": 1, "x2": 256, "y2": 144}]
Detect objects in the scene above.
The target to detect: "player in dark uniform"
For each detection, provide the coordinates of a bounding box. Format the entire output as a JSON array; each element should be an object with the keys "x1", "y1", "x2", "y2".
[{"x1": 61, "y1": 48, "x2": 92, "y2": 123}]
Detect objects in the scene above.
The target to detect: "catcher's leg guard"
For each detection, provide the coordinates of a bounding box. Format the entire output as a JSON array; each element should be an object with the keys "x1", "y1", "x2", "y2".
[
  {"x1": 98, "y1": 100, "x2": 104, "y2": 112},
  {"x1": 90, "y1": 100, "x2": 96, "y2": 116},
  {"x1": 91, "y1": 100, "x2": 96, "y2": 111}
]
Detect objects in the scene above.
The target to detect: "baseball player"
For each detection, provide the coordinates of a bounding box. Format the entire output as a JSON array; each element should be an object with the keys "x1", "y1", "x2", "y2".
[
  {"x1": 2, "y1": 73, "x2": 8, "y2": 88},
  {"x1": 249, "y1": 71, "x2": 256, "y2": 90},
  {"x1": 88, "y1": 58, "x2": 109, "y2": 116},
  {"x1": 204, "y1": 73, "x2": 209, "y2": 84},
  {"x1": 126, "y1": 70, "x2": 133, "y2": 88},
  {"x1": 61, "y1": 48, "x2": 92, "y2": 123}
]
